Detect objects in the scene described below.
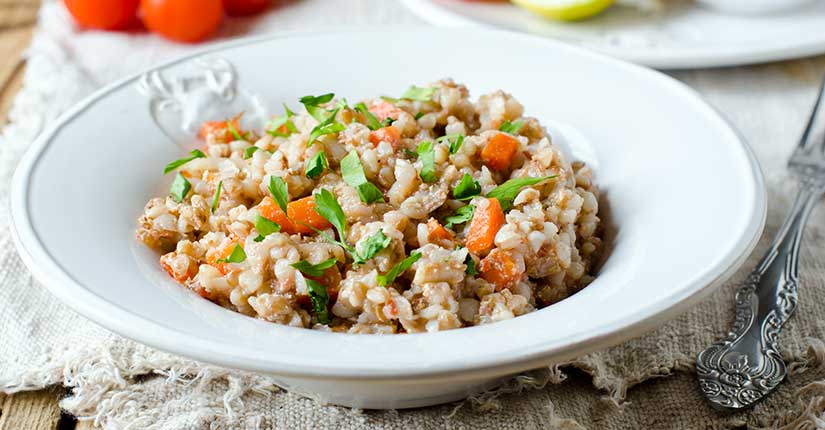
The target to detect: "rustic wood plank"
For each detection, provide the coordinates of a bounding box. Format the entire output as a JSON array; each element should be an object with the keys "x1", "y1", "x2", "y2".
[
  {"x1": 0, "y1": 59, "x2": 24, "y2": 125},
  {"x1": 0, "y1": 390, "x2": 63, "y2": 430},
  {"x1": 75, "y1": 419, "x2": 100, "y2": 429},
  {"x1": 0, "y1": 26, "x2": 32, "y2": 86}
]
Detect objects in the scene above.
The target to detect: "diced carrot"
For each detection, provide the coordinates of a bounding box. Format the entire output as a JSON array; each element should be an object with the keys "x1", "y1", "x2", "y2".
[
  {"x1": 198, "y1": 113, "x2": 243, "y2": 143},
  {"x1": 287, "y1": 196, "x2": 332, "y2": 234},
  {"x1": 369, "y1": 125, "x2": 401, "y2": 149},
  {"x1": 481, "y1": 132, "x2": 519, "y2": 171},
  {"x1": 427, "y1": 217, "x2": 454, "y2": 245},
  {"x1": 206, "y1": 240, "x2": 242, "y2": 275},
  {"x1": 257, "y1": 195, "x2": 293, "y2": 231},
  {"x1": 465, "y1": 198, "x2": 505, "y2": 254},
  {"x1": 159, "y1": 252, "x2": 198, "y2": 284},
  {"x1": 257, "y1": 195, "x2": 332, "y2": 235},
  {"x1": 479, "y1": 248, "x2": 522, "y2": 291},
  {"x1": 369, "y1": 100, "x2": 404, "y2": 122}
]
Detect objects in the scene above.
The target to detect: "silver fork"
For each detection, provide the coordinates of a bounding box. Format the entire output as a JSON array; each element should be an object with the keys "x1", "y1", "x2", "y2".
[{"x1": 696, "y1": 75, "x2": 825, "y2": 409}]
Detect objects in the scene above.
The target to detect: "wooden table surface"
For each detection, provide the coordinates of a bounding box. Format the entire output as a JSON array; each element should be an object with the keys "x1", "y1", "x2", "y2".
[{"x1": 0, "y1": 3, "x2": 97, "y2": 430}]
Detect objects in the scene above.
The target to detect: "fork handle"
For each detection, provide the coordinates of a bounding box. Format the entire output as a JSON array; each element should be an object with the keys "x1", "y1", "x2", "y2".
[{"x1": 696, "y1": 180, "x2": 824, "y2": 409}]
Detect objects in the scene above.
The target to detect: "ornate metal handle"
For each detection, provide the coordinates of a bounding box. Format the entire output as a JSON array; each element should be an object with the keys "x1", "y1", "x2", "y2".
[{"x1": 696, "y1": 181, "x2": 824, "y2": 409}]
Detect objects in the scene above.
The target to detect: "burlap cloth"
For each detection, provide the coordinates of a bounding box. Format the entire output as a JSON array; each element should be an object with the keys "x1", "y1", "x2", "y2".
[{"x1": 2, "y1": 1, "x2": 825, "y2": 428}]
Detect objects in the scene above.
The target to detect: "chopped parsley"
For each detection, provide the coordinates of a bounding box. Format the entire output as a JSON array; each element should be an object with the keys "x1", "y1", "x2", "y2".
[
  {"x1": 453, "y1": 173, "x2": 481, "y2": 201},
  {"x1": 300, "y1": 93, "x2": 336, "y2": 122},
  {"x1": 305, "y1": 278, "x2": 330, "y2": 323},
  {"x1": 416, "y1": 140, "x2": 437, "y2": 183},
  {"x1": 227, "y1": 119, "x2": 245, "y2": 141},
  {"x1": 169, "y1": 172, "x2": 191, "y2": 203},
  {"x1": 216, "y1": 244, "x2": 246, "y2": 264},
  {"x1": 313, "y1": 188, "x2": 348, "y2": 242},
  {"x1": 266, "y1": 103, "x2": 298, "y2": 137},
  {"x1": 243, "y1": 146, "x2": 259, "y2": 159},
  {"x1": 341, "y1": 151, "x2": 384, "y2": 204},
  {"x1": 463, "y1": 250, "x2": 477, "y2": 276},
  {"x1": 498, "y1": 120, "x2": 524, "y2": 135},
  {"x1": 382, "y1": 117, "x2": 396, "y2": 127},
  {"x1": 291, "y1": 258, "x2": 337, "y2": 278},
  {"x1": 400, "y1": 85, "x2": 436, "y2": 102},
  {"x1": 437, "y1": 134, "x2": 465, "y2": 155},
  {"x1": 487, "y1": 175, "x2": 557, "y2": 211},
  {"x1": 414, "y1": 112, "x2": 424, "y2": 120},
  {"x1": 163, "y1": 149, "x2": 205, "y2": 174},
  {"x1": 211, "y1": 180, "x2": 222, "y2": 214},
  {"x1": 353, "y1": 102, "x2": 382, "y2": 130},
  {"x1": 355, "y1": 231, "x2": 391, "y2": 264},
  {"x1": 377, "y1": 252, "x2": 422, "y2": 287},
  {"x1": 305, "y1": 151, "x2": 329, "y2": 179},
  {"x1": 268, "y1": 176, "x2": 289, "y2": 214},
  {"x1": 307, "y1": 108, "x2": 345, "y2": 146},
  {"x1": 253, "y1": 215, "x2": 280, "y2": 242},
  {"x1": 444, "y1": 205, "x2": 475, "y2": 228}
]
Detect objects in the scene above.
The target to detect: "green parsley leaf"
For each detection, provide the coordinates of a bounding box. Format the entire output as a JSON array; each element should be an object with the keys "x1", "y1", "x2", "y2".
[
  {"x1": 313, "y1": 188, "x2": 347, "y2": 241},
  {"x1": 464, "y1": 251, "x2": 477, "y2": 276},
  {"x1": 307, "y1": 108, "x2": 345, "y2": 146},
  {"x1": 377, "y1": 252, "x2": 422, "y2": 287},
  {"x1": 353, "y1": 102, "x2": 382, "y2": 130},
  {"x1": 335, "y1": 98, "x2": 349, "y2": 111},
  {"x1": 380, "y1": 96, "x2": 399, "y2": 103},
  {"x1": 268, "y1": 176, "x2": 289, "y2": 214},
  {"x1": 227, "y1": 119, "x2": 245, "y2": 141},
  {"x1": 163, "y1": 149, "x2": 206, "y2": 174},
  {"x1": 400, "y1": 86, "x2": 436, "y2": 102},
  {"x1": 341, "y1": 151, "x2": 385, "y2": 204},
  {"x1": 291, "y1": 258, "x2": 337, "y2": 278},
  {"x1": 253, "y1": 214, "x2": 281, "y2": 242},
  {"x1": 437, "y1": 134, "x2": 465, "y2": 155},
  {"x1": 305, "y1": 278, "x2": 330, "y2": 324},
  {"x1": 382, "y1": 117, "x2": 396, "y2": 127},
  {"x1": 416, "y1": 141, "x2": 437, "y2": 183},
  {"x1": 444, "y1": 205, "x2": 475, "y2": 228},
  {"x1": 211, "y1": 180, "x2": 222, "y2": 214},
  {"x1": 453, "y1": 173, "x2": 481, "y2": 201},
  {"x1": 283, "y1": 103, "x2": 296, "y2": 117},
  {"x1": 414, "y1": 112, "x2": 424, "y2": 120},
  {"x1": 487, "y1": 175, "x2": 557, "y2": 211},
  {"x1": 499, "y1": 120, "x2": 524, "y2": 135},
  {"x1": 216, "y1": 244, "x2": 246, "y2": 264},
  {"x1": 169, "y1": 172, "x2": 191, "y2": 203},
  {"x1": 355, "y1": 231, "x2": 391, "y2": 264},
  {"x1": 266, "y1": 115, "x2": 298, "y2": 138},
  {"x1": 305, "y1": 151, "x2": 329, "y2": 179},
  {"x1": 301, "y1": 93, "x2": 335, "y2": 122},
  {"x1": 403, "y1": 149, "x2": 418, "y2": 159},
  {"x1": 243, "y1": 146, "x2": 259, "y2": 159}
]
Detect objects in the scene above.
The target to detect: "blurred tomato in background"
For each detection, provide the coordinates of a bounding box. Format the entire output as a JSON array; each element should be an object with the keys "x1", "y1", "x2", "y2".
[
  {"x1": 64, "y1": 0, "x2": 272, "y2": 43},
  {"x1": 64, "y1": 0, "x2": 139, "y2": 30}
]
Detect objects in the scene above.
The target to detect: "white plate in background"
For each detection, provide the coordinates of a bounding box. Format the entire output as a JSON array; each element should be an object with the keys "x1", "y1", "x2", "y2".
[{"x1": 402, "y1": 0, "x2": 825, "y2": 69}]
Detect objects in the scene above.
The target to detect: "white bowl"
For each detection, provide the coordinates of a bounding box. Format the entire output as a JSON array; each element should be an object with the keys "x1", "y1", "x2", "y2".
[
  {"x1": 695, "y1": 0, "x2": 815, "y2": 14},
  {"x1": 9, "y1": 29, "x2": 765, "y2": 409}
]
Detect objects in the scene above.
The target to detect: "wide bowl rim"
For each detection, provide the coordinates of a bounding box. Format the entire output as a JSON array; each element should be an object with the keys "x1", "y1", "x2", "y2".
[{"x1": 9, "y1": 27, "x2": 767, "y2": 381}]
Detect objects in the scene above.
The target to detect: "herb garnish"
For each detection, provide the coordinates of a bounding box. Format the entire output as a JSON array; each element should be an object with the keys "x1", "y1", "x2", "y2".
[
  {"x1": 164, "y1": 149, "x2": 206, "y2": 174},
  {"x1": 216, "y1": 244, "x2": 246, "y2": 264},
  {"x1": 416, "y1": 141, "x2": 437, "y2": 183},
  {"x1": 305, "y1": 151, "x2": 329, "y2": 179},
  {"x1": 487, "y1": 175, "x2": 557, "y2": 211},
  {"x1": 307, "y1": 108, "x2": 345, "y2": 146},
  {"x1": 300, "y1": 93, "x2": 336, "y2": 122},
  {"x1": 211, "y1": 180, "x2": 222, "y2": 214},
  {"x1": 400, "y1": 86, "x2": 436, "y2": 102},
  {"x1": 499, "y1": 120, "x2": 523, "y2": 135},
  {"x1": 169, "y1": 172, "x2": 191, "y2": 203},
  {"x1": 266, "y1": 103, "x2": 299, "y2": 138},
  {"x1": 341, "y1": 151, "x2": 384, "y2": 204},
  {"x1": 253, "y1": 215, "x2": 281, "y2": 242},
  {"x1": 291, "y1": 258, "x2": 337, "y2": 278},
  {"x1": 437, "y1": 134, "x2": 465, "y2": 155},
  {"x1": 227, "y1": 119, "x2": 245, "y2": 141},
  {"x1": 444, "y1": 205, "x2": 475, "y2": 228},
  {"x1": 305, "y1": 278, "x2": 330, "y2": 323},
  {"x1": 382, "y1": 117, "x2": 396, "y2": 127},
  {"x1": 356, "y1": 231, "x2": 391, "y2": 263},
  {"x1": 243, "y1": 146, "x2": 259, "y2": 159},
  {"x1": 311, "y1": 189, "x2": 388, "y2": 265},
  {"x1": 453, "y1": 173, "x2": 481, "y2": 201},
  {"x1": 377, "y1": 252, "x2": 422, "y2": 287},
  {"x1": 353, "y1": 102, "x2": 382, "y2": 130},
  {"x1": 414, "y1": 112, "x2": 424, "y2": 120},
  {"x1": 268, "y1": 176, "x2": 289, "y2": 213},
  {"x1": 463, "y1": 251, "x2": 477, "y2": 276}
]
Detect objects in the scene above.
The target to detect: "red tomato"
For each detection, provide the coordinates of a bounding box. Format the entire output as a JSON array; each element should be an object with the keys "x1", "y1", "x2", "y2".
[
  {"x1": 64, "y1": 0, "x2": 140, "y2": 30},
  {"x1": 223, "y1": 0, "x2": 270, "y2": 16},
  {"x1": 140, "y1": 0, "x2": 223, "y2": 43}
]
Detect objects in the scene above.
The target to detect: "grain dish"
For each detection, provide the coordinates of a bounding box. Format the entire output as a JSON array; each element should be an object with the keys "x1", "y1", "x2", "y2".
[{"x1": 136, "y1": 80, "x2": 601, "y2": 333}]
